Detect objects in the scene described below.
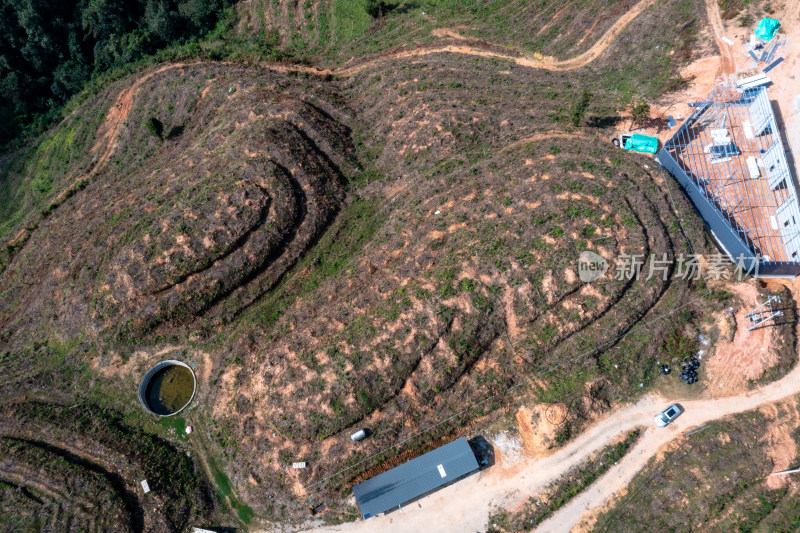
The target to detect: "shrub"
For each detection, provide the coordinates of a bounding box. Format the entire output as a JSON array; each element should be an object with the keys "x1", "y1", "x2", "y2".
[
  {"x1": 366, "y1": 0, "x2": 390, "y2": 18},
  {"x1": 630, "y1": 100, "x2": 650, "y2": 128},
  {"x1": 570, "y1": 90, "x2": 592, "y2": 127},
  {"x1": 664, "y1": 329, "x2": 694, "y2": 360},
  {"x1": 146, "y1": 116, "x2": 164, "y2": 139}
]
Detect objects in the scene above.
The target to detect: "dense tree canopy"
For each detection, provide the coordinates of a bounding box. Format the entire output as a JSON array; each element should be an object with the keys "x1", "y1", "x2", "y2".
[{"x1": 0, "y1": 0, "x2": 230, "y2": 145}]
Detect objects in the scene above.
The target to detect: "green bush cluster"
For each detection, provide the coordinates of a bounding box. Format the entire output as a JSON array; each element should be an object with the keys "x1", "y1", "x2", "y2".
[{"x1": 0, "y1": 0, "x2": 232, "y2": 146}]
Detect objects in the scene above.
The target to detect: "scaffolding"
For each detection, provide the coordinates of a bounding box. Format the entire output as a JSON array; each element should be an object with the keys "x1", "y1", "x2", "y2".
[
  {"x1": 745, "y1": 295, "x2": 783, "y2": 330},
  {"x1": 656, "y1": 86, "x2": 800, "y2": 277}
]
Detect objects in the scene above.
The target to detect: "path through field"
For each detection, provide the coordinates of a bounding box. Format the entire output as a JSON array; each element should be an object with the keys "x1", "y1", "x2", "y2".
[
  {"x1": 41, "y1": 2, "x2": 800, "y2": 532},
  {"x1": 28, "y1": 0, "x2": 656, "y2": 246},
  {"x1": 51, "y1": 63, "x2": 187, "y2": 206},
  {"x1": 60, "y1": 0, "x2": 658, "y2": 205},
  {"x1": 278, "y1": 0, "x2": 659, "y2": 76},
  {"x1": 704, "y1": 0, "x2": 735, "y2": 76},
  {"x1": 302, "y1": 361, "x2": 800, "y2": 533}
]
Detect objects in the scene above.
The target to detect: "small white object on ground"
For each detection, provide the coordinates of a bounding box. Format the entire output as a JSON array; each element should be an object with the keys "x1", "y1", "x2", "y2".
[
  {"x1": 185, "y1": 425, "x2": 193, "y2": 434},
  {"x1": 721, "y1": 37, "x2": 734, "y2": 46},
  {"x1": 292, "y1": 462, "x2": 307, "y2": 469},
  {"x1": 435, "y1": 209, "x2": 441, "y2": 215},
  {"x1": 141, "y1": 480, "x2": 150, "y2": 494}
]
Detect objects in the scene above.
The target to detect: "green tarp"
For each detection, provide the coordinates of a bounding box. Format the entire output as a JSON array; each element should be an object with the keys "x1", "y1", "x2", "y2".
[
  {"x1": 755, "y1": 18, "x2": 780, "y2": 41},
  {"x1": 624, "y1": 134, "x2": 658, "y2": 154}
]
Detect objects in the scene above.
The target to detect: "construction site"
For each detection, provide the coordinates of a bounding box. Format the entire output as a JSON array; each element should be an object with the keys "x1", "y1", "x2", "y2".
[
  {"x1": 657, "y1": 85, "x2": 800, "y2": 275},
  {"x1": 2, "y1": 1, "x2": 800, "y2": 533}
]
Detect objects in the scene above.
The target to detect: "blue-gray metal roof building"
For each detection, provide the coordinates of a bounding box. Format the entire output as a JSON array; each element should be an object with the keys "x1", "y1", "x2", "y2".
[{"x1": 352, "y1": 437, "x2": 479, "y2": 518}]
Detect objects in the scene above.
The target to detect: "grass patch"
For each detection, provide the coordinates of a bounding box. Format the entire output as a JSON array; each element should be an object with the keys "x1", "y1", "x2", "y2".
[
  {"x1": 245, "y1": 195, "x2": 384, "y2": 331},
  {"x1": 331, "y1": 0, "x2": 374, "y2": 43},
  {"x1": 206, "y1": 453, "x2": 253, "y2": 524},
  {"x1": 158, "y1": 416, "x2": 188, "y2": 440}
]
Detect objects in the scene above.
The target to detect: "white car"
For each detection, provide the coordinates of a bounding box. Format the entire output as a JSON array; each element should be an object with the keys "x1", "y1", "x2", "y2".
[{"x1": 654, "y1": 404, "x2": 683, "y2": 427}]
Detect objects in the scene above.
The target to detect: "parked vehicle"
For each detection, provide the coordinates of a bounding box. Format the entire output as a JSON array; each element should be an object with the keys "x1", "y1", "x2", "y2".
[{"x1": 654, "y1": 404, "x2": 683, "y2": 427}]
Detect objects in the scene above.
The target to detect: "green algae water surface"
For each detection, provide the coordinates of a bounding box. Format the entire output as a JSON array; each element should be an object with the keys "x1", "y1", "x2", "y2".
[{"x1": 145, "y1": 364, "x2": 195, "y2": 415}]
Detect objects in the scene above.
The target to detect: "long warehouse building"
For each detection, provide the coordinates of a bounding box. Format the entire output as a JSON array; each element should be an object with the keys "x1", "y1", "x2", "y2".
[{"x1": 352, "y1": 437, "x2": 480, "y2": 519}]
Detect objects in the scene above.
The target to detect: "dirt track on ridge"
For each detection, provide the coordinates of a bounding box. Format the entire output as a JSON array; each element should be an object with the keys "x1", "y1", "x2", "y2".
[
  {"x1": 37, "y1": 2, "x2": 793, "y2": 531},
  {"x1": 704, "y1": 0, "x2": 735, "y2": 76},
  {"x1": 53, "y1": 0, "x2": 657, "y2": 206},
  {"x1": 51, "y1": 63, "x2": 187, "y2": 206},
  {"x1": 294, "y1": 0, "x2": 658, "y2": 76},
  {"x1": 37, "y1": 0, "x2": 657, "y2": 237}
]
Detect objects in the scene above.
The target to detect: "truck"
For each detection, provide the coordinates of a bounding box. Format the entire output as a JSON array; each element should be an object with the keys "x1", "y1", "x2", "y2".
[{"x1": 611, "y1": 133, "x2": 659, "y2": 154}]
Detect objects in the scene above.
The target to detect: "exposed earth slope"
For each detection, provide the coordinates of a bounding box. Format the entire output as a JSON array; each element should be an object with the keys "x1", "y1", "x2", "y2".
[{"x1": 3, "y1": 0, "x2": 790, "y2": 531}]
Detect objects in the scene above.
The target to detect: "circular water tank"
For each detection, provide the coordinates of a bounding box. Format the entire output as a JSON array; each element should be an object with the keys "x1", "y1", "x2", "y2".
[{"x1": 138, "y1": 360, "x2": 197, "y2": 416}]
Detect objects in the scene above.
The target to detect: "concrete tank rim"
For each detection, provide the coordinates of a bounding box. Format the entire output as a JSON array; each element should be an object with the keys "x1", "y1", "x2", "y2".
[{"x1": 138, "y1": 359, "x2": 197, "y2": 417}]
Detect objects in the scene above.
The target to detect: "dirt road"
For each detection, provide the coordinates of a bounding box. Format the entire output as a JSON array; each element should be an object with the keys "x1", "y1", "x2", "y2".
[
  {"x1": 44, "y1": 2, "x2": 800, "y2": 531},
  {"x1": 26, "y1": 0, "x2": 654, "y2": 254},
  {"x1": 299, "y1": 361, "x2": 800, "y2": 533},
  {"x1": 59, "y1": 0, "x2": 658, "y2": 200},
  {"x1": 296, "y1": 0, "x2": 658, "y2": 76},
  {"x1": 67, "y1": 0, "x2": 655, "y2": 204},
  {"x1": 704, "y1": 0, "x2": 735, "y2": 76},
  {"x1": 51, "y1": 63, "x2": 187, "y2": 207}
]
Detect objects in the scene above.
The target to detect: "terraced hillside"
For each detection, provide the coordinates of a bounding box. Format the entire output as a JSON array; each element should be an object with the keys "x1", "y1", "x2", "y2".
[
  {"x1": 0, "y1": 0, "x2": 731, "y2": 529},
  {"x1": 238, "y1": 0, "x2": 653, "y2": 64},
  {"x1": 219, "y1": 52, "x2": 723, "y2": 518},
  {"x1": 0, "y1": 399, "x2": 214, "y2": 532},
  {"x1": 0, "y1": 64, "x2": 354, "y2": 352}
]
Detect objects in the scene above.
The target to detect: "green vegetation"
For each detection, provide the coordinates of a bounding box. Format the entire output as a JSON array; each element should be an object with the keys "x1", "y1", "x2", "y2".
[
  {"x1": 0, "y1": 0, "x2": 759, "y2": 527},
  {"x1": 596, "y1": 400, "x2": 800, "y2": 532},
  {"x1": 159, "y1": 415, "x2": 188, "y2": 438},
  {"x1": 146, "y1": 116, "x2": 165, "y2": 139},
  {"x1": 0, "y1": 0, "x2": 233, "y2": 146},
  {"x1": 663, "y1": 329, "x2": 696, "y2": 360},
  {"x1": 206, "y1": 454, "x2": 254, "y2": 524},
  {"x1": 243, "y1": 195, "x2": 385, "y2": 332},
  {"x1": 630, "y1": 100, "x2": 651, "y2": 128},
  {"x1": 488, "y1": 430, "x2": 641, "y2": 532},
  {"x1": 0, "y1": 0, "x2": 706, "y2": 149},
  {"x1": 570, "y1": 90, "x2": 593, "y2": 127},
  {"x1": 365, "y1": 0, "x2": 391, "y2": 18}
]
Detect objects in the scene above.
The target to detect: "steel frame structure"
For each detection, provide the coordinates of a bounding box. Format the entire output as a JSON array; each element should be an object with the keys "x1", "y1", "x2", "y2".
[
  {"x1": 745, "y1": 295, "x2": 783, "y2": 330},
  {"x1": 656, "y1": 86, "x2": 800, "y2": 277}
]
